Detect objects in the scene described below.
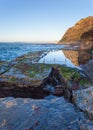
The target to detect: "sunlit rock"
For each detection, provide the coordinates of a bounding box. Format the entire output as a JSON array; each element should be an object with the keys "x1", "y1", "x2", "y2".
[{"x1": 59, "y1": 16, "x2": 93, "y2": 50}]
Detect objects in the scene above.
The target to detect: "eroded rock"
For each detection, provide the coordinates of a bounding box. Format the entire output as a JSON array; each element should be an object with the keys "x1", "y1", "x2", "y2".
[{"x1": 42, "y1": 67, "x2": 73, "y2": 101}]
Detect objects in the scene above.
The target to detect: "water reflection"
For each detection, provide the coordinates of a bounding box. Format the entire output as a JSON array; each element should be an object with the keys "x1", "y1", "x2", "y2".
[
  {"x1": 62, "y1": 50, "x2": 92, "y2": 66},
  {"x1": 39, "y1": 49, "x2": 93, "y2": 69},
  {"x1": 63, "y1": 50, "x2": 93, "y2": 82},
  {"x1": 39, "y1": 50, "x2": 79, "y2": 68},
  {"x1": 78, "y1": 51, "x2": 92, "y2": 65},
  {"x1": 62, "y1": 50, "x2": 79, "y2": 66}
]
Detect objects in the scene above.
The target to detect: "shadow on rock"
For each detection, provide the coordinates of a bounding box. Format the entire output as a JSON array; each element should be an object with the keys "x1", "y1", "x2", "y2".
[{"x1": 42, "y1": 66, "x2": 72, "y2": 101}]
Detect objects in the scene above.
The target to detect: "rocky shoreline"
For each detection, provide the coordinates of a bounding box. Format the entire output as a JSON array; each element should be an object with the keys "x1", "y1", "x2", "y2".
[{"x1": 0, "y1": 51, "x2": 93, "y2": 129}]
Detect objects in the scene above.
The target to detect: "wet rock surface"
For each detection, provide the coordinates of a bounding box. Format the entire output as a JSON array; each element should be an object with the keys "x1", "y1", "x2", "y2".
[{"x1": 0, "y1": 96, "x2": 93, "y2": 130}]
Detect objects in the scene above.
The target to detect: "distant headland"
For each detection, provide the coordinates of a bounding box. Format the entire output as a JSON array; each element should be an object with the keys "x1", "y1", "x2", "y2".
[{"x1": 58, "y1": 16, "x2": 93, "y2": 50}]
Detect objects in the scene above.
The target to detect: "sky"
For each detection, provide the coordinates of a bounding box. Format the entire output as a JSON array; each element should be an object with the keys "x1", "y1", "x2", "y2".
[{"x1": 0, "y1": 0, "x2": 93, "y2": 42}]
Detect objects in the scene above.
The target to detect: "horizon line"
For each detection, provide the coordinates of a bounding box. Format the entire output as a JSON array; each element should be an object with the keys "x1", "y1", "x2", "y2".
[{"x1": 0, "y1": 41, "x2": 58, "y2": 43}]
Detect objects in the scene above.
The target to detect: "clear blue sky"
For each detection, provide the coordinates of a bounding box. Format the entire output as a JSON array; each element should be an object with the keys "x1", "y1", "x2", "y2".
[{"x1": 0, "y1": 0, "x2": 93, "y2": 42}]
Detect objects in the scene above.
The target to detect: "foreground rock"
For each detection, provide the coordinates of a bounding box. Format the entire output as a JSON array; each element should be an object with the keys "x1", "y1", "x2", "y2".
[
  {"x1": 0, "y1": 96, "x2": 93, "y2": 130},
  {"x1": 73, "y1": 86, "x2": 93, "y2": 121},
  {"x1": 0, "y1": 65, "x2": 72, "y2": 100},
  {"x1": 0, "y1": 51, "x2": 93, "y2": 129},
  {"x1": 0, "y1": 60, "x2": 91, "y2": 101},
  {"x1": 0, "y1": 59, "x2": 90, "y2": 100}
]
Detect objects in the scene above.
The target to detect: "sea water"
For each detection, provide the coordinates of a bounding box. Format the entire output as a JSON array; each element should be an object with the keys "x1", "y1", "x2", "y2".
[
  {"x1": 0, "y1": 42, "x2": 79, "y2": 68},
  {"x1": 0, "y1": 43, "x2": 64, "y2": 61}
]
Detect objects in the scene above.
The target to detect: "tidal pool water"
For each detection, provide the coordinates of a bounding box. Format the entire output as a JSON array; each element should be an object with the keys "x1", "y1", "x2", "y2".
[{"x1": 0, "y1": 43, "x2": 92, "y2": 69}]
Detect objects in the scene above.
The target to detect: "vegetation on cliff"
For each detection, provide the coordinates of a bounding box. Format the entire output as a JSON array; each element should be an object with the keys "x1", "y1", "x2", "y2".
[{"x1": 59, "y1": 16, "x2": 93, "y2": 45}]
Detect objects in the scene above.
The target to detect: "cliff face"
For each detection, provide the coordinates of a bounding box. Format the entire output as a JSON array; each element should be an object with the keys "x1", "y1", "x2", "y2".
[
  {"x1": 80, "y1": 30, "x2": 93, "y2": 50},
  {"x1": 59, "y1": 16, "x2": 93, "y2": 46}
]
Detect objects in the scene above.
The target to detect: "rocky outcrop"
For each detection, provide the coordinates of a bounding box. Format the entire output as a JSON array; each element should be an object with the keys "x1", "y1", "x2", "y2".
[
  {"x1": 73, "y1": 86, "x2": 93, "y2": 121},
  {"x1": 0, "y1": 66, "x2": 72, "y2": 101},
  {"x1": 0, "y1": 50, "x2": 92, "y2": 100},
  {"x1": 81, "y1": 60, "x2": 93, "y2": 83},
  {"x1": 80, "y1": 30, "x2": 93, "y2": 50},
  {"x1": 59, "y1": 16, "x2": 93, "y2": 50},
  {"x1": 0, "y1": 81, "x2": 50, "y2": 99},
  {"x1": 42, "y1": 67, "x2": 72, "y2": 101}
]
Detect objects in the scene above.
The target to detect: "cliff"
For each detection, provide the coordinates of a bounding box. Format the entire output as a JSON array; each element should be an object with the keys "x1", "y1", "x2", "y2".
[
  {"x1": 80, "y1": 30, "x2": 93, "y2": 50},
  {"x1": 59, "y1": 16, "x2": 93, "y2": 47}
]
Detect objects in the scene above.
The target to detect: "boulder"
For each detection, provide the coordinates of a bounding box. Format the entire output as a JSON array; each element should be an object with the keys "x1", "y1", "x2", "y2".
[{"x1": 73, "y1": 86, "x2": 93, "y2": 120}]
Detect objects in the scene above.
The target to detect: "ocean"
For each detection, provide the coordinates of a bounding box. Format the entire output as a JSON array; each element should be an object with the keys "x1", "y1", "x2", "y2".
[
  {"x1": 0, "y1": 43, "x2": 65, "y2": 61},
  {"x1": 0, "y1": 42, "x2": 82, "y2": 68}
]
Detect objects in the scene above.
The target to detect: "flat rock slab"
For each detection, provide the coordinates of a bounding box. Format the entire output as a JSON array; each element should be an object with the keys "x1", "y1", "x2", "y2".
[
  {"x1": 0, "y1": 97, "x2": 93, "y2": 130},
  {"x1": 0, "y1": 51, "x2": 47, "y2": 76}
]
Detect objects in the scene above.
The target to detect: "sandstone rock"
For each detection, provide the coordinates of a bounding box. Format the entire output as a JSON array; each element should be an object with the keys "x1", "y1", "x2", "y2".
[
  {"x1": 59, "y1": 16, "x2": 93, "y2": 50},
  {"x1": 73, "y1": 86, "x2": 93, "y2": 120},
  {"x1": 80, "y1": 30, "x2": 93, "y2": 50}
]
